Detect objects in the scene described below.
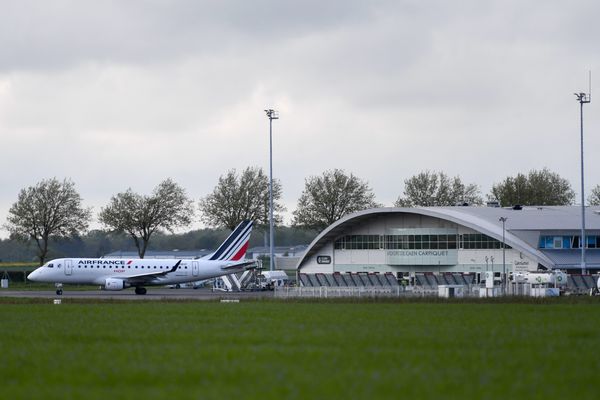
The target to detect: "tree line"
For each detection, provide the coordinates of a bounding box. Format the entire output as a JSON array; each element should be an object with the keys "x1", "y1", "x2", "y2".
[
  {"x1": 4, "y1": 167, "x2": 600, "y2": 264},
  {"x1": 0, "y1": 225, "x2": 317, "y2": 264}
]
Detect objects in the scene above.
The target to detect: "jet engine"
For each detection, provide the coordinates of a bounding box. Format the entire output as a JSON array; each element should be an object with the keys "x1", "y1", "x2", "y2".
[{"x1": 104, "y1": 278, "x2": 128, "y2": 291}]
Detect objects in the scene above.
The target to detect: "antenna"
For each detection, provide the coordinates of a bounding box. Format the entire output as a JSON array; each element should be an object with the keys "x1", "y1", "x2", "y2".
[
  {"x1": 589, "y1": 70, "x2": 592, "y2": 103},
  {"x1": 575, "y1": 70, "x2": 592, "y2": 104}
]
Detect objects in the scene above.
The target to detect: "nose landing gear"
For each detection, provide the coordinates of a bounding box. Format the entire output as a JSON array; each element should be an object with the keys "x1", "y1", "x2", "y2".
[{"x1": 55, "y1": 283, "x2": 63, "y2": 296}]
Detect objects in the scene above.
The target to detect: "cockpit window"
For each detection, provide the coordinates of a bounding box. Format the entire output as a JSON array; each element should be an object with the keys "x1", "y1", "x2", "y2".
[{"x1": 48, "y1": 263, "x2": 54, "y2": 268}]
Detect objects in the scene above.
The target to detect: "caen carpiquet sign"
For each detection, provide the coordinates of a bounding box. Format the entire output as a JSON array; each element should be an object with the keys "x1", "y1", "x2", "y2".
[
  {"x1": 386, "y1": 249, "x2": 458, "y2": 266},
  {"x1": 388, "y1": 250, "x2": 450, "y2": 257},
  {"x1": 384, "y1": 228, "x2": 459, "y2": 266}
]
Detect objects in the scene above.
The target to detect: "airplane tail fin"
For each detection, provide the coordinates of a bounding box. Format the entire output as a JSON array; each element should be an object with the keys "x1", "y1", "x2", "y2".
[{"x1": 209, "y1": 220, "x2": 253, "y2": 261}]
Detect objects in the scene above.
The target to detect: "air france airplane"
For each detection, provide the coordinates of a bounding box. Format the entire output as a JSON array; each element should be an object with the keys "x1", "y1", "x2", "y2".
[{"x1": 27, "y1": 220, "x2": 255, "y2": 295}]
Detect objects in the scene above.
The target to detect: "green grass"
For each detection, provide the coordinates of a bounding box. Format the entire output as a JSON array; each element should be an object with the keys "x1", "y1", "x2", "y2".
[{"x1": 0, "y1": 299, "x2": 599, "y2": 399}]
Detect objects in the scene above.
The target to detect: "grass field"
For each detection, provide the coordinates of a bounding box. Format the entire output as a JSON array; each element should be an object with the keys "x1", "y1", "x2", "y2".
[{"x1": 1, "y1": 298, "x2": 599, "y2": 399}]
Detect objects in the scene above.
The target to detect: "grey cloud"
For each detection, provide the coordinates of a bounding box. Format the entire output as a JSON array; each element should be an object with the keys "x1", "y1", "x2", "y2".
[{"x1": 0, "y1": 0, "x2": 385, "y2": 72}]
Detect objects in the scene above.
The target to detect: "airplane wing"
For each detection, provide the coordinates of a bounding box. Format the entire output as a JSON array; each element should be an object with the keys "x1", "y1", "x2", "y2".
[
  {"x1": 220, "y1": 260, "x2": 258, "y2": 271},
  {"x1": 119, "y1": 260, "x2": 181, "y2": 283}
]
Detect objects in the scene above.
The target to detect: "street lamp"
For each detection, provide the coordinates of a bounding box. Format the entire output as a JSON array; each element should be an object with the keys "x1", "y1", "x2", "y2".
[
  {"x1": 264, "y1": 109, "x2": 279, "y2": 271},
  {"x1": 499, "y1": 217, "x2": 508, "y2": 294},
  {"x1": 575, "y1": 74, "x2": 591, "y2": 275}
]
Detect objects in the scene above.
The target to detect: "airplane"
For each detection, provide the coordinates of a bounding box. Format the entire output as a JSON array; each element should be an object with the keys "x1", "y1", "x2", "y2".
[{"x1": 27, "y1": 220, "x2": 256, "y2": 295}]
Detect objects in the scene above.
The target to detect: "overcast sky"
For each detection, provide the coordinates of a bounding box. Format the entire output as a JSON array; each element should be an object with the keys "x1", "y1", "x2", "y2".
[{"x1": 1, "y1": 0, "x2": 599, "y2": 237}]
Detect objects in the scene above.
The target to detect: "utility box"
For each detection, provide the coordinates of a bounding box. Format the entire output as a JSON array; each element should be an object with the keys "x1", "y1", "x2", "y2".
[
  {"x1": 438, "y1": 285, "x2": 465, "y2": 298},
  {"x1": 485, "y1": 271, "x2": 495, "y2": 289}
]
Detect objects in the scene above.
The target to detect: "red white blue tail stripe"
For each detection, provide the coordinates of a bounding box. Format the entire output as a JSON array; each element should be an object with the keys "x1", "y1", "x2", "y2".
[{"x1": 209, "y1": 220, "x2": 253, "y2": 261}]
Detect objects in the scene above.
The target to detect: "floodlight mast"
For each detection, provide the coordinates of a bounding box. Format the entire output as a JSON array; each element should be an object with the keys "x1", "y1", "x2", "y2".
[
  {"x1": 264, "y1": 109, "x2": 279, "y2": 271},
  {"x1": 499, "y1": 217, "x2": 507, "y2": 294},
  {"x1": 574, "y1": 71, "x2": 591, "y2": 275}
]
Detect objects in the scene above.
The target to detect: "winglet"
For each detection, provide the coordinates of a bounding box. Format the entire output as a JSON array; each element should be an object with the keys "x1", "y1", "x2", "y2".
[{"x1": 168, "y1": 260, "x2": 181, "y2": 273}]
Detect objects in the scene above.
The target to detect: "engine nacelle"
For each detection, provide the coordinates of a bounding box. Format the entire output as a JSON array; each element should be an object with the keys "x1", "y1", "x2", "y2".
[{"x1": 104, "y1": 278, "x2": 127, "y2": 291}]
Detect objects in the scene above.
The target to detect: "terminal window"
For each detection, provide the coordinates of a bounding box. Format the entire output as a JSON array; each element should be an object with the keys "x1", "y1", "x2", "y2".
[
  {"x1": 539, "y1": 235, "x2": 599, "y2": 249},
  {"x1": 460, "y1": 233, "x2": 507, "y2": 249}
]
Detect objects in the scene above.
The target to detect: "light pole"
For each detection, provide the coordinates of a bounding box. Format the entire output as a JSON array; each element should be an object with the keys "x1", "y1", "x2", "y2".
[
  {"x1": 264, "y1": 109, "x2": 279, "y2": 271},
  {"x1": 499, "y1": 217, "x2": 507, "y2": 294},
  {"x1": 575, "y1": 75, "x2": 591, "y2": 275}
]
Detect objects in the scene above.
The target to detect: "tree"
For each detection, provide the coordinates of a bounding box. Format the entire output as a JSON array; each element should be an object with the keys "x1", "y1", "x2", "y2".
[
  {"x1": 589, "y1": 185, "x2": 600, "y2": 206},
  {"x1": 4, "y1": 178, "x2": 91, "y2": 265},
  {"x1": 99, "y1": 179, "x2": 194, "y2": 258},
  {"x1": 199, "y1": 166, "x2": 285, "y2": 230},
  {"x1": 395, "y1": 171, "x2": 482, "y2": 207},
  {"x1": 490, "y1": 168, "x2": 575, "y2": 206},
  {"x1": 293, "y1": 169, "x2": 379, "y2": 231}
]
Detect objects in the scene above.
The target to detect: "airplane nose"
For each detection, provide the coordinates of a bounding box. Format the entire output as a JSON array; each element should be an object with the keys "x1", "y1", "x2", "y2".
[{"x1": 27, "y1": 269, "x2": 40, "y2": 282}]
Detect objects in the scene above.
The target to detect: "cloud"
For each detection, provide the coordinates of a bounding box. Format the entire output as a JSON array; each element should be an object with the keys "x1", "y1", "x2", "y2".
[{"x1": 1, "y1": 0, "x2": 600, "y2": 238}]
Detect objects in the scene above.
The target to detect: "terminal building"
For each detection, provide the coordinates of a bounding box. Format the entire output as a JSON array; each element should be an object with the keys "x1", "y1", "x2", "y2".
[{"x1": 296, "y1": 206, "x2": 600, "y2": 284}]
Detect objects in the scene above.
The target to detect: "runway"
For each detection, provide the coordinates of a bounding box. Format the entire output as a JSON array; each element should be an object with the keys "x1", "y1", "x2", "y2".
[{"x1": 0, "y1": 287, "x2": 275, "y2": 301}]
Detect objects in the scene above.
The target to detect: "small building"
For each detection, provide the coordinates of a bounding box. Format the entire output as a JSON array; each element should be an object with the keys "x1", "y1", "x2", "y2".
[{"x1": 247, "y1": 245, "x2": 308, "y2": 271}]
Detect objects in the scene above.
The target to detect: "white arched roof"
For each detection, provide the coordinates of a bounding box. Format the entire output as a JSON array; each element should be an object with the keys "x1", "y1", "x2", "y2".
[{"x1": 295, "y1": 206, "x2": 596, "y2": 271}]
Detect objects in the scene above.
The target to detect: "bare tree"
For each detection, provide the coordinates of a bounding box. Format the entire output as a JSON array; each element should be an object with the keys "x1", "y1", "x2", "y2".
[
  {"x1": 395, "y1": 171, "x2": 482, "y2": 207},
  {"x1": 99, "y1": 179, "x2": 194, "y2": 258},
  {"x1": 199, "y1": 166, "x2": 284, "y2": 230},
  {"x1": 4, "y1": 178, "x2": 91, "y2": 265},
  {"x1": 293, "y1": 169, "x2": 379, "y2": 231},
  {"x1": 588, "y1": 185, "x2": 600, "y2": 206},
  {"x1": 490, "y1": 168, "x2": 575, "y2": 206}
]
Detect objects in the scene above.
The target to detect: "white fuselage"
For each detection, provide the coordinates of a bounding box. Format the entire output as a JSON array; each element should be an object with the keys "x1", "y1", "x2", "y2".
[{"x1": 27, "y1": 257, "x2": 248, "y2": 288}]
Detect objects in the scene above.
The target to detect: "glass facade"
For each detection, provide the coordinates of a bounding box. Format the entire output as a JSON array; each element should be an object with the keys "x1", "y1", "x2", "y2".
[
  {"x1": 385, "y1": 234, "x2": 456, "y2": 250},
  {"x1": 539, "y1": 235, "x2": 599, "y2": 249},
  {"x1": 334, "y1": 235, "x2": 383, "y2": 250},
  {"x1": 334, "y1": 232, "x2": 507, "y2": 250},
  {"x1": 461, "y1": 233, "x2": 508, "y2": 249}
]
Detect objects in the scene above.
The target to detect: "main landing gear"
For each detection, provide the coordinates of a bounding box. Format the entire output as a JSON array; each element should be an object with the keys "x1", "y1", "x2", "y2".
[
  {"x1": 135, "y1": 287, "x2": 147, "y2": 295},
  {"x1": 55, "y1": 283, "x2": 63, "y2": 296}
]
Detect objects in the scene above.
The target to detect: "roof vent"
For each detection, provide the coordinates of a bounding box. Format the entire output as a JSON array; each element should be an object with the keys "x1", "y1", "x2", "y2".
[{"x1": 512, "y1": 205, "x2": 523, "y2": 210}]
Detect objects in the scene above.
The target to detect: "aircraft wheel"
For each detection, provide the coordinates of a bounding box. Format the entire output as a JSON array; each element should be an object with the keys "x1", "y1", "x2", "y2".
[
  {"x1": 135, "y1": 287, "x2": 147, "y2": 295},
  {"x1": 56, "y1": 289, "x2": 63, "y2": 295}
]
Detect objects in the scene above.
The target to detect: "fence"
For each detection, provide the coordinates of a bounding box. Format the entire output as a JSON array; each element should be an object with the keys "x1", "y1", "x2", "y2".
[
  {"x1": 274, "y1": 285, "x2": 478, "y2": 299},
  {"x1": 274, "y1": 286, "x2": 410, "y2": 299},
  {"x1": 274, "y1": 284, "x2": 548, "y2": 299}
]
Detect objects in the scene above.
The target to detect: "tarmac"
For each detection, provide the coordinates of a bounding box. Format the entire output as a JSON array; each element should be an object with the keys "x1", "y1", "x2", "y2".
[{"x1": 0, "y1": 287, "x2": 275, "y2": 301}]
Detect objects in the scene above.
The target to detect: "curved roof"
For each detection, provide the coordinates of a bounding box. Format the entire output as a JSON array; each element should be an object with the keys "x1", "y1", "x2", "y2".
[{"x1": 296, "y1": 206, "x2": 600, "y2": 270}]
